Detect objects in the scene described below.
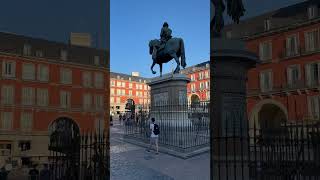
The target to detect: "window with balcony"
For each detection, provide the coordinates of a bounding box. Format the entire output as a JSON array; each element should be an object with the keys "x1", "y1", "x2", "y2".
[
  {"x1": 129, "y1": 83, "x2": 133, "y2": 89},
  {"x1": 37, "y1": 88, "x2": 48, "y2": 106},
  {"x1": 286, "y1": 35, "x2": 299, "y2": 57},
  {"x1": 287, "y1": 65, "x2": 301, "y2": 87},
  {"x1": 117, "y1": 81, "x2": 121, "y2": 87},
  {"x1": 2, "y1": 61, "x2": 16, "y2": 78},
  {"x1": 122, "y1": 82, "x2": 125, "y2": 88},
  {"x1": 121, "y1": 89, "x2": 125, "y2": 95},
  {"x1": 38, "y1": 64, "x2": 49, "y2": 82},
  {"x1": 110, "y1": 97, "x2": 114, "y2": 103},
  {"x1": 22, "y1": 87, "x2": 35, "y2": 105},
  {"x1": 200, "y1": 82, "x2": 205, "y2": 90},
  {"x1": 60, "y1": 68, "x2": 72, "y2": 84},
  {"x1": 260, "y1": 71, "x2": 273, "y2": 92},
  {"x1": 20, "y1": 112, "x2": 33, "y2": 131},
  {"x1": 1, "y1": 112, "x2": 12, "y2": 130},
  {"x1": 116, "y1": 97, "x2": 120, "y2": 103},
  {"x1": 191, "y1": 84, "x2": 196, "y2": 92},
  {"x1": 111, "y1": 80, "x2": 115, "y2": 87},
  {"x1": 264, "y1": 19, "x2": 271, "y2": 31},
  {"x1": 305, "y1": 62, "x2": 320, "y2": 87},
  {"x1": 35, "y1": 50, "x2": 43, "y2": 57},
  {"x1": 23, "y1": 44, "x2": 31, "y2": 56},
  {"x1": 117, "y1": 89, "x2": 121, "y2": 95},
  {"x1": 83, "y1": 93, "x2": 92, "y2": 110},
  {"x1": 259, "y1": 41, "x2": 272, "y2": 62},
  {"x1": 95, "y1": 95, "x2": 104, "y2": 109},
  {"x1": 95, "y1": 118, "x2": 104, "y2": 134},
  {"x1": 190, "y1": 74, "x2": 195, "y2": 81},
  {"x1": 111, "y1": 88, "x2": 115, "y2": 95},
  {"x1": 308, "y1": 96, "x2": 320, "y2": 120},
  {"x1": 1, "y1": 86, "x2": 14, "y2": 105},
  {"x1": 94, "y1": 72, "x2": 104, "y2": 89},
  {"x1": 129, "y1": 90, "x2": 132, "y2": 96},
  {"x1": 22, "y1": 63, "x2": 35, "y2": 80},
  {"x1": 205, "y1": 81, "x2": 210, "y2": 89},
  {"x1": 82, "y1": 71, "x2": 92, "y2": 87},
  {"x1": 305, "y1": 29, "x2": 320, "y2": 52},
  {"x1": 60, "y1": 91, "x2": 71, "y2": 108},
  {"x1": 199, "y1": 72, "x2": 204, "y2": 80}
]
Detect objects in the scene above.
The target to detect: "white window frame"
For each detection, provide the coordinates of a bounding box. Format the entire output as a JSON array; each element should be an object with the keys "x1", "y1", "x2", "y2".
[
  {"x1": 23, "y1": 44, "x2": 32, "y2": 56},
  {"x1": 287, "y1": 65, "x2": 301, "y2": 86},
  {"x1": 20, "y1": 112, "x2": 33, "y2": 131},
  {"x1": 82, "y1": 71, "x2": 92, "y2": 87},
  {"x1": 22, "y1": 63, "x2": 35, "y2": 80},
  {"x1": 83, "y1": 93, "x2": 92, "y2": 110},
  {"x1": 305, "y1": 62, "x2": 320, "y2": 87},
  {"x1": 259, "y1": 41, "x2": 272, "y2": 62},
  {"x1": 37, "y1": 88, "x2": 48, "y2": 107},
  {"x1": 60, "y1": 91, "x2": 71, "y2": 108},
  {"x1": 1, "y1": 85, "x2": 14, "y2": 105},
  {"x1": 260, "y1": 70, "x2": 273, "y2": 92},
  {"x1": 305, "y1": 29, "x2": 320, "y2": 52},
  {"x1": 60, "y1": 68, "x2": 72, "y2": 84},
  {"x1": 308, "y1": 96, "x2": 320, "y2": 120},
  {"x1": 1, "y1": 112, "x2": 13, "y2": 130},
  {"x1": 22, "y1": 87, "x2": 35, "y2": 105},
  {"x1": 286, "y1": 34, "x2": 299, "y2": 57},
  {"x1": 2, "y1": 61, "x2": 16, "y2": 78},
  {"x1": 37, "y1": 64, "x2": 49, "y2": 82}
]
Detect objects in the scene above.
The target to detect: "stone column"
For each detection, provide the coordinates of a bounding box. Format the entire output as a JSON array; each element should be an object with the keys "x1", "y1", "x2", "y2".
[{"x1": 210, "y1": 38, "x2": 259, "y2": 180}]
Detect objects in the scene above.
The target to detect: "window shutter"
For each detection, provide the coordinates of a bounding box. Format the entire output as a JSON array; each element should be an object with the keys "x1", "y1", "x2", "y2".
[
  {"x1": 305, "y1": 64, "x2": 311, "y2": 86},
  {"x1": 287, "y1": 67, "x2": 292, "y2": 86},
  {"x1": 260, "y1": 73, "x2": 265, "y2": 92}
]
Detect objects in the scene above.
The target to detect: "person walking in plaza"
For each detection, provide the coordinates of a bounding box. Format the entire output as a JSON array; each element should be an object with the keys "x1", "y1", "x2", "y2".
[
  {"x1": 146, "y1": 118, "x2": 160, "y2": 155},
  {"x1": 119, "y1": 114, "x2": 122, "y2": 125}
]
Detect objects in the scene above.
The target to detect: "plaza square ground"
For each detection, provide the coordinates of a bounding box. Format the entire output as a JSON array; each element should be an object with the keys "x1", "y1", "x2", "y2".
[{"x1": 110, "y1": 122, "x2": 210, "y2": 180}]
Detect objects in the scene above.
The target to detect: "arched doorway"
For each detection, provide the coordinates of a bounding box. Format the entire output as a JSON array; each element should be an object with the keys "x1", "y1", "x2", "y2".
[
  {"x1": 250, "y1": 100, "x2": 288, "y2": 138},
  {"x1": 190, "y1": 94, "x2": 200, "y2": 105},
  {"x1": 48, "y1": 117, "x2": 80, "y2": 179}
]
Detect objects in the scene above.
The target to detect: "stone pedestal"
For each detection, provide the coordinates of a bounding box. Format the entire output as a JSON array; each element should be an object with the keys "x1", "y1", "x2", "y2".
[
  {"x1": 210, "y1": 38, "x2": 259, "y2": 180},
  {"x1": 147, "y1": 73, "x2": 191, "y2": 127}
]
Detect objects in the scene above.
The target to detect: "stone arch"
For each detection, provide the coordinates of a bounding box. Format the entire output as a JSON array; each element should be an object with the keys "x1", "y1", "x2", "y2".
[
  {"x1": 190, "y1": 94, "x2": 200, "y2": 103},
  {"x1": 249, "y1": 99, "x2": 288, "y2": 130}
]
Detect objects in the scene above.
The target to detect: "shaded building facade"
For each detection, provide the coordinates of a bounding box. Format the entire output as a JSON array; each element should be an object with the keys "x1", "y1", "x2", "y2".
[{"x1": 0, "y1": 32, "x2": 109, "y2": 167}]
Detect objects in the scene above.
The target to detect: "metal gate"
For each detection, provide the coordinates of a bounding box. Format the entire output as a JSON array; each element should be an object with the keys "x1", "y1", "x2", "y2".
[{"x1": 48, "y1": 118, "x2": 109, "y2": 180}]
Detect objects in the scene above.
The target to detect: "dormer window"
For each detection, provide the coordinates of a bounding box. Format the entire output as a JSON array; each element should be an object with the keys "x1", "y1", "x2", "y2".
[
  {"x1": 94, "y1": 56, "x2": 100, "y2": 65},
  {"x1": 36, "y1": 50, "x2": 43, "y2": 57},
  {"x1": 60, "y1": 50, "x2": 67, "y2": 60},
  {"x1": 23, "y1": 44, "x2": 31, "y2": 56},
  {"x1": 308, "y1": 6, "x2": 317, "y2": 19},
  {"x1": 264, "y1": 19, "x2": 271, "y2": 31}
]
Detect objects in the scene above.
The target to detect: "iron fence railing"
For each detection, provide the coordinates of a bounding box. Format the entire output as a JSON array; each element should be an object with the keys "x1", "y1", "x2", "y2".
[
  {"x1": 48, "y1": 131, "x2": 109, "y2": 180},
  {"x1": 212, "y1": 119, "x2": 320, "y2": 180},
  {"x1": 124, "y1": 102, "x2": 210, "y2": 152}
]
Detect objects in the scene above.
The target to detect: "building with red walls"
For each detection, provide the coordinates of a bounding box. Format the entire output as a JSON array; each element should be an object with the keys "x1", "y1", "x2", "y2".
[
  {"x1": 110, "y1": 72, "x2": 150, "y2": 116},
  {"x1": 0, "y1": 32, "x2": 109, "y2": 167},
  {"x1": 223, "y1": 0, "x2": 320, "y2": 129},
  {"x1": 181, "y1": 61, "x2": 210, "y2": 102}
]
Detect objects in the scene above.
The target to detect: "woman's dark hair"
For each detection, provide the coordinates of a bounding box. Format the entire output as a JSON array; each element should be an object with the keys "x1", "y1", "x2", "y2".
[
  {"x1": 163, "y1": 22, "x2": 169, "y2": 27},
  {"x1": 151, "y1": 118, "x2": 155, "y2": 122}
]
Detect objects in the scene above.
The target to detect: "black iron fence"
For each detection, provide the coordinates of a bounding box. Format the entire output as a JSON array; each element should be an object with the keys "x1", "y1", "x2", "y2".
[
  {"x1": 48, "y1": 131, "x2": 109, "y2": 180},
  {"x1": 124, "y1": 102, "x2": 210, "y2": 152},
  {"x1": 212, "y1": 119, "x2": 320, "y2": 180}
]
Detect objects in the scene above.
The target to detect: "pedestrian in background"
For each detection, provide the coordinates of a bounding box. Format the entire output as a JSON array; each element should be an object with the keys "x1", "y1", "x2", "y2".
[{"x1": 146, "y1": 118, "x2": 160, "y2": 155}]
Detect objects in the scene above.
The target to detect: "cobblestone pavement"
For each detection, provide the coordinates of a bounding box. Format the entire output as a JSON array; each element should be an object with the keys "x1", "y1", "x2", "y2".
[{"x1": 110, "y1": 122, "x2": 210, "y2": 180}]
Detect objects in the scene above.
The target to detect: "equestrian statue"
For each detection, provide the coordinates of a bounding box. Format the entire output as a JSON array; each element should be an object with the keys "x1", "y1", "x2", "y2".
[{"x1": 149, "y1": 22, "x2": 186, "y2": 77}]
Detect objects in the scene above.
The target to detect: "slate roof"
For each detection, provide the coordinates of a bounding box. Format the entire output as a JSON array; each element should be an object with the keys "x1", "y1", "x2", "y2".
[
  {"x1": 222, "y1": 0, "x2": 320, "y2": 39},
  {"x1": 0, "y1": 31, "x2": 108, "y2": 68}
]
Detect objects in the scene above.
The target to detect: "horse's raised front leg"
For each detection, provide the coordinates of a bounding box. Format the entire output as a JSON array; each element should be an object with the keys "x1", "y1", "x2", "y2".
[
  {"x1": 151, "y1": 61, "x2": 156, "y2": 74},
  {"x1": 172, "y1": 54, "x2": 180, "y2": 74}
]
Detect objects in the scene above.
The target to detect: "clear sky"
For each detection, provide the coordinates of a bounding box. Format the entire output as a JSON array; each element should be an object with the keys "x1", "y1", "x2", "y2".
[
  {"x1": 0, "y1": 0, "x2": 306, "y2": 76},
  {"x1": 110, "y1": 0, "x2": 210, "y2": 77}
]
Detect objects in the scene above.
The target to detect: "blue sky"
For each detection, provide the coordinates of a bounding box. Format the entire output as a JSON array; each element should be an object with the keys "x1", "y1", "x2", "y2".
[
  {"x1": 110, "y1": 0, "x2": 210, "y2": 77},
  {"x1": 0, "y1": 0, "x2": 306, "y2": 77}
]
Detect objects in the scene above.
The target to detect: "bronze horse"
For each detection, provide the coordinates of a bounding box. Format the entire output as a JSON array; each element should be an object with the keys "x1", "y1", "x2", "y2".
[{"x1": 149, "y1": 38, "x2": 186, "y2": 77}]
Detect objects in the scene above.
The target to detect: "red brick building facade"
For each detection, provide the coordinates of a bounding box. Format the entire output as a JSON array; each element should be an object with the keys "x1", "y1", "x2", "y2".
[
  {"x1": 110, "y1": 72, "x2": 150, "y2": 116},
  {"x1": 224, "y1": 0, "x2": 320, "y2": 129},
  {"x1": 0, "y1": 32, "x2": 109, "y2": 167}
]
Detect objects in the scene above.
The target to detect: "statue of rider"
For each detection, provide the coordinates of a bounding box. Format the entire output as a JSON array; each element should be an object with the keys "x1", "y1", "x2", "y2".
[{"x1": 160, "y1": 22, "x2": 172, "y2": 49}]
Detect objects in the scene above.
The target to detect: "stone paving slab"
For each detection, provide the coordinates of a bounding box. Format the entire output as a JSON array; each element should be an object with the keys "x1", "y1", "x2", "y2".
[{"x1": 110, "y1": 123, "x2": 210, "y2": 180}]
